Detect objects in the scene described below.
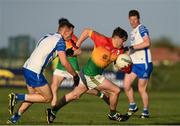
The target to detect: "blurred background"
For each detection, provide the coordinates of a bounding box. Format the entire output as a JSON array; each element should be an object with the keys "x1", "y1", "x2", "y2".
[{"x1": 0, "y1": 0, "x2": 180, "y2": 124}]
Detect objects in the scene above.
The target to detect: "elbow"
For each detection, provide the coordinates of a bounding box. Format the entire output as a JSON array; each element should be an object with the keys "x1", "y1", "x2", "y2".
[
  {"x1": 144, "y1": 40, "x2": 151, "y2": 48},
  {"x1": 147, "y1": 41, "x2": 151, "y2": 48}
]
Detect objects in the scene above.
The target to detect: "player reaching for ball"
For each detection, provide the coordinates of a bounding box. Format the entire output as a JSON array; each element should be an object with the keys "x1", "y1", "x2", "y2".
[
  {"x1": 49, "y1": 22, "x2": 110, "y2": 113},
  {"x1": 46, "y1": 27, "x2": 130, "y2": 123}
]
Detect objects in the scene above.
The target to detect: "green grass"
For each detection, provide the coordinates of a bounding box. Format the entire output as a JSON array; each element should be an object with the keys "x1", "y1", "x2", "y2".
[{"x1": 0, "y1": 87, "x2": 180, "y2": 125}]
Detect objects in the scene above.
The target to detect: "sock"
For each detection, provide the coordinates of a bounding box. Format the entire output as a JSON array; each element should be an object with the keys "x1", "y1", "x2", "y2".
[
  {"x1": 97, "y1": 91, "x2": 103, "y2": 98},
  {"x1": 143, "y1": 107, "x2": 149, "y2": 114},
  {"x1": 52, "y1": 95, "x2": 68, "y2": 114},
  {"x1": 143, "y1": 107, "x2": 148, "y2": 111},
  {"x1": 11, "y1": 112, "x2": 21, "y2": 121},
  {"x1": 110, "y1": 110, "x2": 117, "y2": 116},
  {"x1": 16, "y1": 94, "x2": 26, "y2": 101},
  {"x1": 102, "y1": 95, "x2": 110, "y2": 105},
  {"x1": 18, "y1": 111, "x2": 22, "y2": 116},
  {"x1": 97, "y1": 91, "x2": 110, "y2": 105},
  {"x1": 130, "y1": 102, "x2": 136, "y2": 105},
  {"x1": 129, "y1": 102, "x2": 136, "y2": 109}
]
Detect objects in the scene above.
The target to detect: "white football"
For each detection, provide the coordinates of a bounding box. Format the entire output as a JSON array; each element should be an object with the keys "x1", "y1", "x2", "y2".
[{"x1": 115, "y1": 54, "x2": 132, "y2": 69}]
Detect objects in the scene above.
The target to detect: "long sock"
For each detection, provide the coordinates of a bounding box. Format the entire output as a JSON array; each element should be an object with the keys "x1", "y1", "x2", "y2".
[
  {"x1": 129, "y1": 102, "x2": 137, "y2": 109},
  {"x1": 143, "y1": 107, "x2": 149, "y2": 114},
  {"x1": 52, "y1": 95, "x2": 68, "y2": 114},
  {"x1": 110, "y1": 110, "x2": 117, "y2": 116},
  {"x1": 97, "y1": 91, "x2": 110, "y2": 105},
  {"x1": 11, "y1": 112, "x2": 21, "y2": 122},
  {"x1": 102, "y1": 95, "x2": 110, "y2": 105}
]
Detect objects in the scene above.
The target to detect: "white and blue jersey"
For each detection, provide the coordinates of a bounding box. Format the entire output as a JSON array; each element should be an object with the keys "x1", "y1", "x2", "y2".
[
  {"x1": 23, "y1": 33, "x2": 66, "y2": 87},
  {"x1": 130, "y1": 24, "x2": 153, "y2": 79}
]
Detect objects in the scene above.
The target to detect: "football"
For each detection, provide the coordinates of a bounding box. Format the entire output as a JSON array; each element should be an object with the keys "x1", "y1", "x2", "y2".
[{"x1": 114, "y1": 54, "x2": 132, "y2": 69}]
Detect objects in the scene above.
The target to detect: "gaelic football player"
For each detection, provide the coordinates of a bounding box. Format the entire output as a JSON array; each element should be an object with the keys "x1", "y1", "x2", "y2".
[
  {"x1": 50, "y1": 31, "x2": 110, "y2": 108},
  {"x1": 7, "y1": 18, "x2": 79, "y2": 124},
  {"x1": 123, "y1": 10, "x2": 153, "y2": 118},
  {"x1": 46, "y1": 27, "x2": 130, "y2": 123}
]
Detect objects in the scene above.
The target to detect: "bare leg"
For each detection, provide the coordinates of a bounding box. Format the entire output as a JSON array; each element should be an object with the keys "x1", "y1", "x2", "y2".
[
  {"x1": 138, "y1": 79, "x2": 149, "y2": 109},
  {"x1": 65, "y1": 83, "x2": 88, "y2": 101},
  {"x1": 8, "y1": 84, "x2": 53, "y2": 124},
  {"x1": 25, "y1": 84, "x2": 52, "y2": 103},
  {"x1": 97, "y1": 78, "x2": 120, "y2": 111},
  {"x1": 51, "y1": 83, "x2": 88, "y2": 113},
  {"x1": 50, "y1": 75, "x2": 64, "y2": 106},
  {"x1": 17, "y1": 85, "x2": 36, "y2": 115},
  {"x1": 86, "y1": 88, "x2": 109, "y2": 104},
  {"x1": 123, "y1": 72, "x2": 137, "y2": 104}
]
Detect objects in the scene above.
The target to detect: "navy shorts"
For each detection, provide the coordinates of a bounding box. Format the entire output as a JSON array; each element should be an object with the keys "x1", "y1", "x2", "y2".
[
  {"x1": 23, "y1": 68, "x2": 48, "y2": 88},
  {"x1": 132, "y1": 63, "x2": 153, "y2": 79}
]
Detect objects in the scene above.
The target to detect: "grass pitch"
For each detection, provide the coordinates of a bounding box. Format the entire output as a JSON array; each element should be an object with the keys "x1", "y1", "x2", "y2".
[{"x1": 0, "y1": 87, "x2": 180, "y2": 125}]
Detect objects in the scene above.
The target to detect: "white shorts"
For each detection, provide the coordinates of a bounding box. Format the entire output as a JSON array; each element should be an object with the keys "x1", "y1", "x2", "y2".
[
  {"x1": 79, "y1": 71, "x2": 105, "y2": 90},
  {"x1": 53, "y1": 69, "x2": 79, "y2": 79}
]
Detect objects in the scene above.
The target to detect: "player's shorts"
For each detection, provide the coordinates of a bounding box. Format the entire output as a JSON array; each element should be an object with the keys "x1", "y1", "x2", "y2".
[
  {"x1": 132, "y1": 62, "x2": 153, "y2": 79},
  {"x1": 53, "y1": 69, "x2": 79, "y2": 79},
  {"x1": 23, "y1": 68, "x2": 48, "y2": 88},
  {"x1": 79, "y1": 70, "x2": 105, "y2": 89}
]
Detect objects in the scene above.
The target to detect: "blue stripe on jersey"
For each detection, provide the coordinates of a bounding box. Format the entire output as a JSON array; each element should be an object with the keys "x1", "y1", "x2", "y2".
[
  {"x1": 41, "y1": 47, "x2": 57, "y2": 73},
  {"x1": 37, "y1": 35, "x2": 48, "y2": 47},
  {"x1": 144, "y1": 48, "x2": 148, "y2": 69},
  {"x1": 139, "y1": 25, "x2": 149, "y2": 37},
  {"x1": 40, "y1": 38, "x2": 66, "y2": 73},
  {"x1": 56, "y1": 38, "x2": 66, "y2": 51},
  {"x1": 36, "y1": 33, "x2": 56, "y2": 47}
]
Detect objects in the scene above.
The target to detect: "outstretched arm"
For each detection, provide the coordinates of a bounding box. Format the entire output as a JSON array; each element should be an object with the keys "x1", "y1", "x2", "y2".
[
  {"x1": 124, "y1": 35, "x2": 151, "y2": 52},
  {"x1": 133, "y1": 35, "x2": 151, "y2": 50},
  {"x1": 58, "y1": 51, "x2": 77, "y2": 76},
  {"x1": 76, "y1": 28, "x2": 93, "y2": 47}
]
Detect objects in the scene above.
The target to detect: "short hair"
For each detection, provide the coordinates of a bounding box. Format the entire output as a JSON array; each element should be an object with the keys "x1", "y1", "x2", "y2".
[
  {"x1": 129, "y1": 10, "x2": 140, "y2": 19},
  {"x1": 112, "y1": 27, "x2": 128, "y2": 41},
  {"x1": 58, "y1": 18, "x2": 74, "y2": 29}
]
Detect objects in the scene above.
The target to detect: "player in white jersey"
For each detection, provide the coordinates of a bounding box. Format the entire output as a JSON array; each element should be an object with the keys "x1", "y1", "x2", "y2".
[
  {"x1": 7, "y1": 18, "x2": 80, "y2": 124},
  {"x1": 123, "y1": 10, "x2": 153, "y2": 118}
]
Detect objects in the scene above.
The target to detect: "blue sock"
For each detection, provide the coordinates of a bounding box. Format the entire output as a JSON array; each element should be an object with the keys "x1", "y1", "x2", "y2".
[
  {"x1": 143, "y1": 108, "x2": 149, "y2": 114},
  {"x1": 129, "y1": 103, "x2": 137, "y2": 109},
  {"x1": 16, "y1": 94, "x2": 25, "y2": 101}
]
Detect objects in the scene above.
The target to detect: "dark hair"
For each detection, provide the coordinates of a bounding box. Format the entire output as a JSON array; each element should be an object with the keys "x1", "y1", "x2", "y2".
[
  {"x1": 58, "y1": 18, "x2": 74, "y2": 29},
  {"x1": 129, "y1": 10, "x2": 140, "y2": 19},
  {"x1": 112, "y1": 27, "x2": 128, "y2": 41}
]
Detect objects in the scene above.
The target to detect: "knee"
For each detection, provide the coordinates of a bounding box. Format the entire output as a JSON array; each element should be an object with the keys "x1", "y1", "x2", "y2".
[
  {"x1": 138, "y1": 86, "x2": 146, "y2": 94},
  {"x1": 124, "y1": 84, "x2": 131, "y2": 91},
  {"x1": 113, "y1": 87, "x2": 120, "y2": 95}
]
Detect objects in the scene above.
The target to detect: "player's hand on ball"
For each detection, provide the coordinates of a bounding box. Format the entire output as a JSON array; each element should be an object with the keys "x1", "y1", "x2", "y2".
[
  {"x1": 66, "y1": 47, "x2": 74, "y2": 56},
  {"x1": 121, "y1": 64, "x2": 132, "y2": 73},
  {"x1": 73, "y1": 74, "x2": 80, "y2": 87}
]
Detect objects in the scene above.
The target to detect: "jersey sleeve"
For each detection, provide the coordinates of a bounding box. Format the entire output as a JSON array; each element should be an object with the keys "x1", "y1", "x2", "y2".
[
  {"x1": 89, "y1": 30, "x2": 108, "y2": 47},
  {"x1": 72, "y1": 34, "x2": 78, "y2": 43},
  {"x1": 56, "y1": 38, "x2": 66, "y2": 51},
  {"x1": 139, "y1": 25, "x2": 149, "y2": 37}
]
